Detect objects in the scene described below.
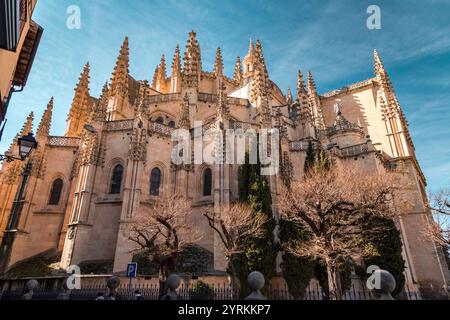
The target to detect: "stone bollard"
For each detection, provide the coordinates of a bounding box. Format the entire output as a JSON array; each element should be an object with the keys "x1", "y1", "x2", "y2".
[
  {"x1": 245, "y1": 271, "x2": 267, "y2": 300},
  {"x1": 22, "y1": 279, "x2": 39, "y2": 300},
  {"x1": 373, "y1": 269, "x2": 396, "y2": 300},
  {"x1": 106, "y1": 276, "x2": 121, "y2": 300},
  {"x1": 161, "y1": 274, "x2": 181, "y2": 300}
]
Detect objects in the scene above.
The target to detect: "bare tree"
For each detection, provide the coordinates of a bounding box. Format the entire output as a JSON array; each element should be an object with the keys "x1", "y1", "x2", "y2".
[
  {"x1": 203, "y1": 203, "x2": 267, "y2": 292},
  {"x1": 127, "y1": 195, "x2": 198, "y2": 291},
  {"x1": 426, "y1": 190, "x2": 450, "y2": 247},
  {"x1": 278, "y1": 164, "x2": 402, "y2": 300}
]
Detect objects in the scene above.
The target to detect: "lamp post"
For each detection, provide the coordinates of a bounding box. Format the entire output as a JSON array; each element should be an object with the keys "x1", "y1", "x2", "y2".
[
  {"x1": 0, "y1": 132, "x2": 38, "y2": 274},
  {"x1": 0, "y1": 132, "x2": 38, "y2": 162}
]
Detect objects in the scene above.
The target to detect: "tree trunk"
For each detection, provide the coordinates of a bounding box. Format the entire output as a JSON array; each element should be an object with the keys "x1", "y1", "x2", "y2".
[
  {"x1": 227, "y1": 258, "x2": 239, "y2": 298},
  {"x1": 325, "y1": 261, "x2": 342, "y2": 300},
  {"x1": 158, "y1": 260, "x2": 168, "y2": 299}
]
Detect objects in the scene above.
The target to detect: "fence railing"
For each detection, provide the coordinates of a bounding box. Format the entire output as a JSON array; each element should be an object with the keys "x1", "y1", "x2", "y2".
[{"x1": 0, "y1": 282, "x2": 422, "y2": 300}]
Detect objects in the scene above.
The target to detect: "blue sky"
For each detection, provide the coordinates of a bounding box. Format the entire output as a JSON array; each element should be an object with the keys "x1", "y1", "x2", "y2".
[{"x1": 2, "y1": 0, "x2": 449, "y2": 191}]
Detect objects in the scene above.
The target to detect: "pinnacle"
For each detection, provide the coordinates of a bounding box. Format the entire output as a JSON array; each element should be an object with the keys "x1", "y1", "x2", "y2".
[
  {"x1": 307, "y1": 71, "x2": 316, "y2": 93},
  {"x1": 297, "y1": 69, "x2": 306, "y2": 97},
  {"x1": 37, "y1": 97, "x2": 54, "y2": 137},
  {"x1": 247, "y1": 37, "x2": 255, "y2": 56},
  {"x1": 171, "y1": 45, "x2": 181, "y2": 75},
  {"x1": 21, "y1": 112, "x2": 34, "y2": 136},
  {"x1": 214, "y1": 47, "x2": 223, "y2": 77}
]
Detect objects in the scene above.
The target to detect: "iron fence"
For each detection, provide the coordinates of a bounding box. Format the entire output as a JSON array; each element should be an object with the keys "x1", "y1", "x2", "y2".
[{"x1": 0, "y1": 282, "x2": 422, "y2": 301}]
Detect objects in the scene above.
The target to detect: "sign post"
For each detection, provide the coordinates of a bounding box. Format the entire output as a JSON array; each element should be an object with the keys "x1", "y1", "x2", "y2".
[{"x1": 126, "y1": 262, "x2": 138, "y2": 289}]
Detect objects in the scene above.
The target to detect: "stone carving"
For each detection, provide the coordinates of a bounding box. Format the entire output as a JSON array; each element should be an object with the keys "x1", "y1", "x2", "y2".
[
  {"x1": 106, "y1": 119, "x2": 134, "y2": 131},
  {"x1": 48, "y1": 136, "x2": 81, "y2": 148}
]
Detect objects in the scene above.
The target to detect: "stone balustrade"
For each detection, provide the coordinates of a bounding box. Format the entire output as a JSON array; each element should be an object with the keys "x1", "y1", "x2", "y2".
[
  {"x1": 335, "y1": 143, "x2": 371, "y2": 158},
  {"x1": 106, "y1": 119, "x2": 134, "y2": 131},
  {"x1": 147, "y1": 93, "x2": 182, "y2": 104},
  {"x1": 47, "y1": 136, "x2": 81, "y2": 148},
  {"x1": 148, "y1": 121, "x2": 175, "y2": 137},
  {"x1": 289, "y1": 140, "x2": 310, "y2": 151}
]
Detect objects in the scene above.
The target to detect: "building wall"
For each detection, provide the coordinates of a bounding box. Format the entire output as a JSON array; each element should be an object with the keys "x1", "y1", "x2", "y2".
[{"x1": 0, "y1": 0, "x2": 38, "y2": 120}]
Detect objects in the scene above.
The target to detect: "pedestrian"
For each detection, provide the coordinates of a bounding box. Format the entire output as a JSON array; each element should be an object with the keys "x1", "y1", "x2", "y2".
[
  {"x1": 95, "y1": 292, "x2": 105, "y2": 300},
  {"x1": 107, "y1": 292, "x2": 116, "y2": 300},
  {"x1": 134, "y1": 289, "x2": 144, "y2": 300}
]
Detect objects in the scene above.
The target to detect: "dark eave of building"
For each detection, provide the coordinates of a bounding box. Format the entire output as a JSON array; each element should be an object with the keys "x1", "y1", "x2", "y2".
[{"x1": 12, "y1": 19, "x2": 43, "y2": 87}]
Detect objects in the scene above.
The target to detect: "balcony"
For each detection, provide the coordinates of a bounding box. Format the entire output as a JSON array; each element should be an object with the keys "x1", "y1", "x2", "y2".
[{"x1": 148, "y1": 121, "x2": 175, "y2": 137}]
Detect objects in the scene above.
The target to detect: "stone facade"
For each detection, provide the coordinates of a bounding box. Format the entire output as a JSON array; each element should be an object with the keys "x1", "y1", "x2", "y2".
[{"x1": 0, "y1": 31, "x2": 448, "y2": 298}]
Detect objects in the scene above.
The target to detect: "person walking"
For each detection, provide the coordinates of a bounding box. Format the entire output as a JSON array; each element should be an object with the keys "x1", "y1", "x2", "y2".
[
  {"x1": 134, "y1": 289, "x2": 144, "y2": 300},
  {"x1": 95, "y1": 292, "x2": 105, "y2": 300}
]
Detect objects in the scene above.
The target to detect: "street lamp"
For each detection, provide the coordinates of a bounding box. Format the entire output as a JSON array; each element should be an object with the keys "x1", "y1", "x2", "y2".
[
  {"x1": 18, "y1": 132, "x2": 38, "y2": 159},
  {"x1": 0, "y1": 132, "x2": 38, "y2": 162}
]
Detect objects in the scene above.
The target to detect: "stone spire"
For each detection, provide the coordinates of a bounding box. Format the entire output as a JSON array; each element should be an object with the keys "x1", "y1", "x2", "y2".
[
  {"x1": 242, "y1": 37, "x2": 256, "y2": 79},
  {"x1": 151, "y1": 65, "x2": 159, "y2": 90},
  {"x1": 307, "y1": 71, "x2": 325, "y2": 130},
  {"x1": 170, "y1": 45, "x2": 182, "y2": 93},
  {"x1": 8, "y1": 112, "x2": 34, "y2": 153},
  {"x1": 255, "y1": 40, "x2": 270, "y2": 92},
  {"x1": 216, "y1": 79, "x2": 229, "y2": 120},
  {"x1": 297, "y1": 70, "x2": 312, "y2": 124},
  {"x1": 183, "y1": 31, "x2": 202, "y2": 87},
  {"x1": 297, "y1": 70, "x2": 306, "y2": 100},
  {"x1": 286, "y1": 88, "x2": 293, "y2": 104},
  {"x1": 307, "y1": 70, "x2": 317, "y2": 96},
  {"x1": 110, "y1": 37, "x2": 129, "y2": 98},
  {"x1": 374, "y1": 50, "x2": 391, "y2": 89},
  {"x1": 36, "y1": 97, "x2": 54, "y2": 138},
  {"x1": 374, "y1": 50, "x2": 415, "y2": 156},
  {"x1": 233, "y1": 56, "x2": 243, "y2": 84},
  {"x1": 250, "y1": 62, "x2": 264, "y2": 104},
  {"x1": 171, "y1": 45, "x2": 181, "y2": 78},
  {"x1": 159, "y1": 54, "x2": 167, "y2": 81},
  {"x1": 152, "y1": 54, "x2": 167, "y2": 92},
  {"x1": 129, "y1": 81, "x2": 150, "y2": 162},
  {"x1": 250, "y1": 40, "x2": 270, "y2": 106},
  {"x1": 260, "y1": 95, "x2": 272, "y2": 127},
  {"x1": 66, "y1": 63, "x2": 91, "y2": 137},
  {"x1": 20, "y1": 112, "x2": 34, "y2": 136},
  {"x1": 214, "y1": 47, "x2": 223, "y2": 78},
  {"x1": 247, "y1": 37, "x2": 255, "y2": 57},
  {"x1": 92, "y1": 82, "x2": 109, "y2": 122},
  {"x1": 178, "y1": 93, "x2": 191, "y2": 129},
  {"x1": 3, "y1": 112, "x2": 33, "y2": 182}
]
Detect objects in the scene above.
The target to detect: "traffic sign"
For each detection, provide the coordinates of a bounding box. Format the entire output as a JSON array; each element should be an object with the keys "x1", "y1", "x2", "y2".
[{"x1": 126, "y1": 262, "x2": 138, "y2": 278}]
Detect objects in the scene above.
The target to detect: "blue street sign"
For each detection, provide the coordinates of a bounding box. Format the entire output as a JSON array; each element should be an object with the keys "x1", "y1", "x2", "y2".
[{"x1": 126, "y1": 262, "x2": 138, "y2": 278}]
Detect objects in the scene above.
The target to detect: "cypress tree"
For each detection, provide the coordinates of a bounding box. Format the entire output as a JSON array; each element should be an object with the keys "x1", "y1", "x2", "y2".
[
  {"x1": 304, "y1": 141, "x2": 315, "y2": 174},
  {"x1": 236, "y1": 152, "x2": 277, "y2": 297},
  {"x1": 361, "y1": 217, "x2": 406, "y2": 296}
]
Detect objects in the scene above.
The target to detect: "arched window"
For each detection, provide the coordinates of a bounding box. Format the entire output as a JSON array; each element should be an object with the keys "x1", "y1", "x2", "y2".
[
  {"x1": 168, "y1": 121, "x2": 175, "y2": 128},
  {"x1": 150, "y1": 168, "x2": 161, "y2": 196},
  {"x1": 110, "y1": 164, "x2": 124, "y2": 194},
  {"x1": 156, "y1": 117, "x2": 164, "y2": 124},
  {"x1": 48, "y1": 178, "x2": 63, "y2": 205},
  {"x1": 203, "y1": 168, "x2": 212, "y2": 196}
]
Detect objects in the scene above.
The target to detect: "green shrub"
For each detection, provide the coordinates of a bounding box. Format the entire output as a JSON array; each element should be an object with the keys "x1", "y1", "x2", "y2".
[{"x1": 189, "y1": 281, "x2": 215, "y2": 300}]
